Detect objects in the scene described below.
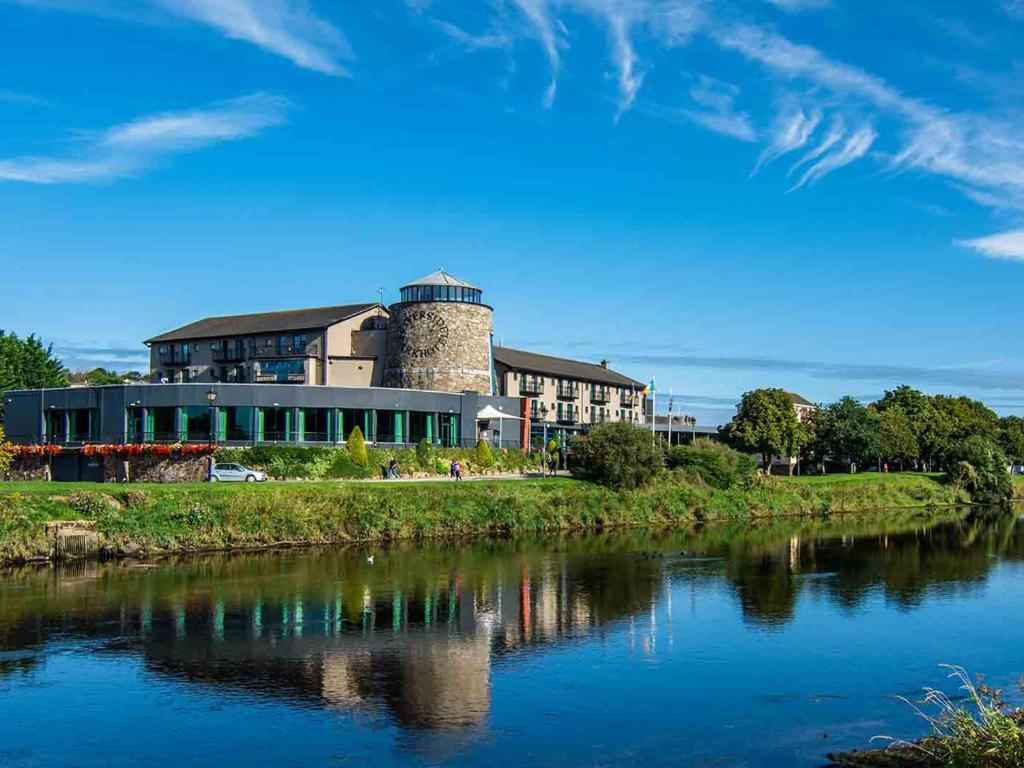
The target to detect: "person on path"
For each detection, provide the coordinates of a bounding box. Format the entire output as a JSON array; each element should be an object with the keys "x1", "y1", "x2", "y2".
[
  {"x1": 386, "y1": 458, "x2": 399, "y2": 480},
  {"x1": 454, "y1": 461, "x2": 463, "y2": 481},
  {"x1": 449, "y1": 458, "x2": 457, "y2": 480}
]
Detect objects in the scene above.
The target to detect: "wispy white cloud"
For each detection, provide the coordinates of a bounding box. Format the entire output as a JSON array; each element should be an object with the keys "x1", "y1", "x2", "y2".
[
  {"x1": 790, "y1": 124, "x2": 876, "y2": 189},
  {"x1": 753, "y1": 100, "x2": 821, "y2": 173},
  {"x1": 156, "y1": 0, "x2": 352, "y2": 75},
  {"x1": 606, "y1": 10, "x2": 642, "y2": 114},
  {"x1": 956, "y1": 229, "x2": 1024, "y2": 262},
  {"x1": 0, "y1": 93, "x2": 290, "y2": 184},
  {"x1": 679, "y1": 108, "x2": 758, "y2": 141},
  {"x1": 510, "y1": 0, "x2": 563, "y2": 107},
  {"x1": 7, "y1": 0, "x2": 351, "y2": 75},
  {"x1": 678, "y1": 74, "x2": 757, "y2": 141},
  {"x1": 430, "y1": 18, "x2": 511, "y2": 51}
]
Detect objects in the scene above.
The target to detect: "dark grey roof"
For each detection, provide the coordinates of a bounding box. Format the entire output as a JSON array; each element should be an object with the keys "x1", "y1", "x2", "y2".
[
  {"x1": 146, "y1": 303, "x2": 382, "y2": 344},
  {"x1": 787, "y1": 392, "x2": 815, "y2": 407},
  {"x1": 400, "y1": 270, "x2": 480, "y2": 291},
  {"x1": 493, "y1": 346, "x2": 643, "y2": 388}
]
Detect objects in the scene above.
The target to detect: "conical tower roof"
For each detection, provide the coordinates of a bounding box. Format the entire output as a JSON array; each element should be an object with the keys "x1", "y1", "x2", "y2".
[{"x1": 400, "y1": 270, "x2": 480, "y2": 291}]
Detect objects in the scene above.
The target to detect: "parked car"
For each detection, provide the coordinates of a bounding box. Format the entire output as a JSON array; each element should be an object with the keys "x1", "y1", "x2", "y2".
[
  {"x1": 1011, "y1": 464, "x2": 1024, "y2": 476},
  {"x1": 210, "y1": 463, "x2": 267, "y2": 482}
]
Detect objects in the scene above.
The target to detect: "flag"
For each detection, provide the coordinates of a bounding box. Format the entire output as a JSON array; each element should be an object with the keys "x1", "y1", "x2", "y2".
[
  {"x1": 668, "y1": 389, "x2": 674, "y2": 413},
  {"x1": 641, "y1": 376, "x2": 655, "y2": 396}
]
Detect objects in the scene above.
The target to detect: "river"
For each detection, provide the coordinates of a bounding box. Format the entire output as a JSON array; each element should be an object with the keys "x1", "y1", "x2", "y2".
[{"x1": 1, "y1": 510, "x2": 1022, "y2": 767}]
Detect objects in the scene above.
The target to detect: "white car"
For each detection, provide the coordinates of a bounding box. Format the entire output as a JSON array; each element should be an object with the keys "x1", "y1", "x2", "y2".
[{"x1": 210, "y1": 463, "x2": 267, "y2": 482}]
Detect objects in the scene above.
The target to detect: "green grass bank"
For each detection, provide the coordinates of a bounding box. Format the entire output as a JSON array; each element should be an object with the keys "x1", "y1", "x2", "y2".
[{"x1": 0, "y1": 472, "x2": 979, "y2": 563}]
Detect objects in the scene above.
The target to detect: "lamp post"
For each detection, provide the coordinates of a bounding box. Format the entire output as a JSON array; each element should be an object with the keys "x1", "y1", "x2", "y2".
[{"x1": 205, "y1": 389, "x2": 218, "y2": 444}]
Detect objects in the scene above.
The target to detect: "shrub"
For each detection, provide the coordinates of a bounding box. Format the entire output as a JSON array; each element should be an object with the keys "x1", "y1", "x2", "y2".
[
  {"x1": 347, "y1": 426, "x2": 368, "y2": 467},
  {"x1": 666, "y1": 439, "x2": 758, "y2": 490},
  {"x1": 475, "y1": 439, "x2": 494, "y2": 469},
  {"x1": 944, "y1": 436, "x2": 1013, "y2": 503},
  {"x1": 122, "y1": 489, "x2": 152, "y2": 509},
  {"x1": 571, "y1": 421, "x2": 662, "y2": 489},
  {"x1": 67, "y1": 492, "x2": 111, "y2": 516},
  {"x1": 415, "y1": 439, "x2": 435, "y2": 469},
  {"x1": 0, "y1": 425, "x2": 13, "y2": 474}
]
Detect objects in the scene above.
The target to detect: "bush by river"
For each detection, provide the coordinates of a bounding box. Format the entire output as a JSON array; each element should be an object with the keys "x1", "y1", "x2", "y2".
[{"x1": 0, "y1": 472, "x2": 978, "y2": 563}]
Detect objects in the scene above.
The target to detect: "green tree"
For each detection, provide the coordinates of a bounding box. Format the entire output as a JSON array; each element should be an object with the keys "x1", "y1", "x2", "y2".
[
  {"x1": 926, "y1": 395, "x2": 1000, "y2": 470},
  {"x1": 0, "y1": 425, "x2": 13, "y2": 474},
  {"x1": 0, "y1": 331, "x2": 69, "y2": 410},
  {"x1": 878, "y1": 407, "x2": 918, "y2": 470},
  {"x1": 415, "y1": 438, "x2": 435, "y2": 469},
  {"x1": 723, "y1": 388, "x2": 805, "y2": 474},
  {"x1": 571, "y1": 421, "x2": 662, "y2": 488},
  {"x1": 474, "y1": 438, "x2": 494, "y2": 468},
  {"x1": 945, "y1": 435, "x2": 1013, "y2": 503},
  {"x1": 999, "y1": 416, "x2": 1024, "y2": 465},
  {"x1": 347, "y1": 426, "x2": 368, "y2": 467},
  {"x1": 874, "y1": 385, "x2": 932, "y2": 464},
  {"x1": 812, "y1": 397, "x2": 881, "y2": 469},
  {"x1": 71, "y1": 367, "x2": 136, "y2": 386}
]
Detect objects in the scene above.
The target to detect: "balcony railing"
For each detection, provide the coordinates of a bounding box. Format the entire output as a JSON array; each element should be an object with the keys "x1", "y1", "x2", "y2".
[
  {"x1": 556, "y1": 408, "x2": 576, "y2": 424},
  {"x1": 213, "y1": 346, "x2": 245, "y2": 362},
  {"x1": 520, "y1": 378, "x2": 544, "y2": 396},
  {"x1": 621, "y1": 394, "x2": 638, "y2": 408},
  {"x1": 591, "y1": 387, "x2": 611, "y2": 404},
  {"x1": 556, "y1": 384, "x2": 579, "y2": 400},
  {"x1": 253, "y1": 345, "x2": 308, "y2": 357},
  {"x1": 158, "y1": 352, "x2": 191, "y2": 366}
]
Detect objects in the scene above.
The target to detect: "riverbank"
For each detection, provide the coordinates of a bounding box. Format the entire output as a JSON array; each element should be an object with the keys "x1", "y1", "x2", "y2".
[{"x1": 0, "y1": 472, "x2": 983, "y2": 563}]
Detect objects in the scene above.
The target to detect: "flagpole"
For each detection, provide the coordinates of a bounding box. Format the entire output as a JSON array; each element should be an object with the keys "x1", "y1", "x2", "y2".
[{"x1": 668, "y1": 388, "x2": 673, "y2": 447}]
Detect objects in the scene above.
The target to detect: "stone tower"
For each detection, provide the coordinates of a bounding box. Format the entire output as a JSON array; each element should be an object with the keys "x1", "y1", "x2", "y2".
[{"x1": 384, "y1": 271, "x2": 493, "y2": 393}]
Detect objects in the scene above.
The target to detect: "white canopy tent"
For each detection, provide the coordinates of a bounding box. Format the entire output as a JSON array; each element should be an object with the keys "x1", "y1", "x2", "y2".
[{"x1": 476, "y1": 405, "x2": 523, "y2": 448}]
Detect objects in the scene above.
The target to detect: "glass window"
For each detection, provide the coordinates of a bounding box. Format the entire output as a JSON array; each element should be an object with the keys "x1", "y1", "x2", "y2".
[{"x1": 293, "y1": 333, "x2": 307, "y2": 349}]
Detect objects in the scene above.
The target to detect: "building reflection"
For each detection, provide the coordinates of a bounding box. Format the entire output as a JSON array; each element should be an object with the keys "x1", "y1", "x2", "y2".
[{"x1": 1, "y1": 512, "x2": 1022, "y2": 735}]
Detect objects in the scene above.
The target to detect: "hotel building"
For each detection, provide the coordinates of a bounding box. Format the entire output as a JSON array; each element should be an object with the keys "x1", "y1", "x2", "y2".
[{"x1": 3, "y1": 271, "x2": 647, "y2": 462}]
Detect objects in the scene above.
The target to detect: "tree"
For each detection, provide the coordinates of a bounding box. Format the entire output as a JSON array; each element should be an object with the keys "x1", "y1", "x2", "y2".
[
  {"x1": 415, "y1": 438, "x2": 435, "y2": 469},
  {"x1": 723, "y1": 388, "x2": 804, "y2": 474},
  {"x1": 945, "y1": 435, "x2": 1013, "y2": 503},
  {"x1": 347, "y1": 426, "x2": 368, "y2": 467},
  {"x1": 812, "y1": 397, "x2": 881, "y2": 469},
  {"x1": 874, "y1": 385, "x2": 932, "y2": 465},
  {"x1": 0, "y1": 425, "x2": 13, "y2": 474},
  {"x1": 926, "y1": 395, "x2": 1000, "y2": 471},
  {"x1": 474, "y1": 438, "x2": 494, "y2": 469},
  {"x1": 878, "y1": 407, "x2": 918, "y2": 470},
  {"x1": 999, "y1": 416, "x2": 1024, "y2": 465},
  {"x1": 571, "y1": 421, "x2": 662, "y2": 488},
  {"x1": 70, "y1": 367, "x2": 142, "y2": 386},
  {"x1": 0, "y1": 331, "x2": 69, "y2": 398}
]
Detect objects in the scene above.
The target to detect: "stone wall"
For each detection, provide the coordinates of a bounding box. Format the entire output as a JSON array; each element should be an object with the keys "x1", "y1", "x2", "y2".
[
  {"x1": 384, "y1": 302, "x2": 493, "y2": 393},
  {"x1": 3, "y1": 456, "x2": 50, "y2": 481},
  {"x1": 102, "y1": 454, "x2": 210, "y2": 483}
]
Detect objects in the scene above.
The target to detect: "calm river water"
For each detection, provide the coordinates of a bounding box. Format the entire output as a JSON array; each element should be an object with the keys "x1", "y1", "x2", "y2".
[{"x1": 2, "y1": 511, "x2": 1023, "y2": 767}]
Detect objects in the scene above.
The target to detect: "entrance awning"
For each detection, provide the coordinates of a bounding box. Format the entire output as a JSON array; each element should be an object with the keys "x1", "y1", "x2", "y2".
[{"x1": 476, "y1": 405, "x2": 523, "y2": 420}]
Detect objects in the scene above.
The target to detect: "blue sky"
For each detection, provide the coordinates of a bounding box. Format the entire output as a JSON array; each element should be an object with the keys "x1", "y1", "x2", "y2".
[{"x1": 1, "y1": 0, "x2": 1023, "y2": 424}]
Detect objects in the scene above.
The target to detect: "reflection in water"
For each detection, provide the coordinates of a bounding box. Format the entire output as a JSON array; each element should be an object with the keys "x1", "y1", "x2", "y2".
[{"x1": 0, "y1": 510, "x2": 1022, "y2": 761}]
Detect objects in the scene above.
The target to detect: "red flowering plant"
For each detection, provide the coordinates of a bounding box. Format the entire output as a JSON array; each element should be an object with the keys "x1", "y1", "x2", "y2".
[
  {"x1": 80, "y1": 443, "x2": 217, "y2": 458},
  {"x1": 14, "y1": 444, "x2": 62, "y2": 458}
]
